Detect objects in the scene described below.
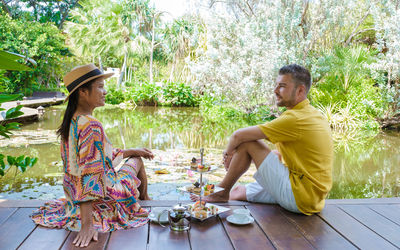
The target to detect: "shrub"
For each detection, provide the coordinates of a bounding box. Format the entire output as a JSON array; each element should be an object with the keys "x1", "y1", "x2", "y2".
[
  {"x1": 162, "y1": 82, "x2": 197, "y2": 107},
  {"x1": 125, "y1": 83, "x2": 161, "y2": 106},
  {"x1": 105, "y1": 84, "x2": 125, "y2": 105}
]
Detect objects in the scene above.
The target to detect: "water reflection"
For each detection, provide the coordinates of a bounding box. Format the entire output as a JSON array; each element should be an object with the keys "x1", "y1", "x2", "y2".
[{"x1": 0, "y1": 105, "x2": 399, "y2": 199}]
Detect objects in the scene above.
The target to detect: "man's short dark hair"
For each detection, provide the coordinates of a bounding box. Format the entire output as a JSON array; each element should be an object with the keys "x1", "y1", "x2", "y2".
[{"x1": 279, "y1": 64, "x2": 312, "y2": 93}]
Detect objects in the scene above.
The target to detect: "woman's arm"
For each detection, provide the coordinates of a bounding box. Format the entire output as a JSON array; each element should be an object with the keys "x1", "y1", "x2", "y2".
[{"x1": 73, "y1": 201, "x2": 98, "y2": 247}]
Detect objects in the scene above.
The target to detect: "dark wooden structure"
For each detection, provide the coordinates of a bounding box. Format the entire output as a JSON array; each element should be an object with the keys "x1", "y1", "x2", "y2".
[{"x1": 0, "y1": 198, "x2": 399, "y2": 250}]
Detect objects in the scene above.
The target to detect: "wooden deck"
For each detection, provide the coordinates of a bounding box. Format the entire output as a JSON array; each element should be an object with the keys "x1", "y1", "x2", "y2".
[
  {"x1": 0, "y1": 97, "x2": 65, "y2": 124},
  {"x1": 0, "y1": 198, "x2": 399, "y2": 250}
]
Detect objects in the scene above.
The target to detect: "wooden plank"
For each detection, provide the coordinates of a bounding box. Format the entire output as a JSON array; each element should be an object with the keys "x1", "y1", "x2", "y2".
[
  {"x1": 60, "y1": 231, "x2": 110, "y2": 250},
  {"x1": 219, "y1": 206, "x2": 274, "y2": 250},
  {"x1": 2, "y1": 197, "x2": 400, "y2": 208},
  {"x1": 106, "y1": 206, "x2": 150, "y2": 249},
  {"x1": 0, "y1": 208, "x2": 37, "y2": 250},
  {"x1": 318, "y1": 205, "x2": 397, "y2": 250},
  {"x1": 148, "y1": 207, "x2": 190, "y2": 250},
  {"x1": 148, "y1": 206, "x2": 190, "y2": 250},
  {"x1": 279, "y1": 208, "x2": 356, "y2": 250},
  {"x1": 107, "y1": 224, "x2": 148, "y2": 249},
  {"x1": 18, "y1": 226, "x2": 70, "y2": 250},
  {"x1": 189, "y1": 214, "x2": 234, "y2": 250},
  {"x1": 339, "y1": 205, "x2": 400, "y2": 248},
  {"x1": 0, "y1": 199, "x2": 249, "y2": 208},
  {"x1": 369, "y1": 204, "x2": 400, "y2": 226},
  {"x1": 139, "y1": 200, "x2": 250, "y2": 207},
  {"x1": 326, "y1": 197, "x2": 400, "y2": 205},
  {"x1": 247, "y1": 204, "x2": 314, "y2": 249},
  {"x1": 0, "y1": 207, "x2": 17, "y2": 226},
  {"x1": 0, "y1": 199, "x2": 47, "y2": 208}
]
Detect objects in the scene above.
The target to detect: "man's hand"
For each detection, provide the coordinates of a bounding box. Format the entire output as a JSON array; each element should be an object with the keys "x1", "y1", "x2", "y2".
[{"x1": 223, "y1": 150, "x2": 234, "y2": 171}]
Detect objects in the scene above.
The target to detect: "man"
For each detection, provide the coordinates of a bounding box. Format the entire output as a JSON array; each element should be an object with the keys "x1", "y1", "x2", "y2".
[{"x1": 194, "y1": 64, "x2": 333, "y2": 215}]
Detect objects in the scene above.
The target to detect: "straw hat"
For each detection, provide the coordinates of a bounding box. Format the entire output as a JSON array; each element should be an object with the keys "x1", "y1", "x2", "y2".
[{"x1": 63, "y1": 64, "x2": 113, "y2": 100}]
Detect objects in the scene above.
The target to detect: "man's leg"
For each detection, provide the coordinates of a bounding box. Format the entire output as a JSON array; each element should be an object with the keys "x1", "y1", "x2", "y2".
[
  {"x1": 229, "y1": 150, "x2": 282, "y2": 201},
  {"x1": 195, "y1": 140, "x2": 271, "y2": 202},
  {"x1": 133, "y1": 157, "x2": 151, "y2": 200},
  {"x1": 229, "y1": 185, "x2": 247, "y2": 201}
]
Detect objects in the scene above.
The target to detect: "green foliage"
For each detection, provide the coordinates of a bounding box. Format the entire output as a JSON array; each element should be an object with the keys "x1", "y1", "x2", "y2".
[
  {"x1": 0, "y1": 11, "x2": 68, "y2": 94},
  {"x1": 162, "y1": 82, "x2": 197, "y2": 107},
  {"x1": 0, "y1": 155, "x2": 37, "y2": 176},
  {"x1": 198, "y1": 94, "x2": 276, "y2": 125},
  {"x1": 2, "y1": 0, "x2": 79, "y2": 28},
  {"x1": 106, "y1": 81, "x2": 199, "y2": 107},
  {"x1": 105, "y1": 84, "x2": 125, "y2": 105},
  {"x1": 311, "y1": 45, "x2": 383, "y2": 130}
]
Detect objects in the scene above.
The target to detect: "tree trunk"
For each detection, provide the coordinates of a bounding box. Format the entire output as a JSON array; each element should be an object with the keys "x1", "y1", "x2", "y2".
[
  {"x1": 118, "y1": 52, "x2": 127, "y2": 88},
  {"x1": 98, "y1": 56, "x2": 103, "y2": 72},
  {"x1": 58, "y1": 0, "x2": 80, "y2": 29},
  {"x1": 149, "y1": 17, "x2": 155, "y2": 85},
  {"x1": 169, "y1": 63, "x2": 175, "y2": 83},
  {"x1": 1, "y1": 0, "x2": 11, "y2": 16}
]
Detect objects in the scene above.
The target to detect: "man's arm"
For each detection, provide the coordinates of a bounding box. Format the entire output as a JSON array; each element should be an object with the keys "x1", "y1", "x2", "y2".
[{"x1": 225, "y1": 126, "x2": 267, "y2": 155}]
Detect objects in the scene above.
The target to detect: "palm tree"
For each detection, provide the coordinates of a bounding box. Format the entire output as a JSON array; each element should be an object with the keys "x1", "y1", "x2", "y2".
[
  {"x1": 162, "y1": 16, "x2": 204, "y2": 83},
  {"x1": 66, "y1": 0, "x2": 155, "y2": 87}
]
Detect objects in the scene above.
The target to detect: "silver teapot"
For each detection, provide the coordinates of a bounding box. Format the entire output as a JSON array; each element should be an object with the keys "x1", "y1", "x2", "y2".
[{"x1": 158, "y1": 203, "x2": 191, "y2": 231}]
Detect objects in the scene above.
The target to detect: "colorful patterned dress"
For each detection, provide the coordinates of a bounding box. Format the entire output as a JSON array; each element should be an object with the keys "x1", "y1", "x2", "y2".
[{"x1": 31, "y1": 115, "x2": 149, "y2": 232}]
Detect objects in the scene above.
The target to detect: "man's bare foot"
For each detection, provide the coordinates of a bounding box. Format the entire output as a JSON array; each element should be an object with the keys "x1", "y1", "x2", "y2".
[{"x1": 190, "y1": 191, "x2": 229, "y2": 202}]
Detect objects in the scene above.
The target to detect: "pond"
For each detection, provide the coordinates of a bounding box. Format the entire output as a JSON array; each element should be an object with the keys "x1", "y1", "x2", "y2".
[{"x1": 0, "y1": 105, "x2": 399, "y2": 200}]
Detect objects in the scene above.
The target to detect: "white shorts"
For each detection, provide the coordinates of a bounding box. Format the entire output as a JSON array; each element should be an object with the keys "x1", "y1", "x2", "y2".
[{"x1": 246, "y1": 152, "x2": 300, "y2": 213}]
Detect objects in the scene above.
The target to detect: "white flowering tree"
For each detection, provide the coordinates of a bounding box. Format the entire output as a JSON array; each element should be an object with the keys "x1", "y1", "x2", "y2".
[
  {"x1": 370, "y1": 0, "x2": 400, "y2": 118},
  {"x1": 188, "y1": 0, "x2": 374, "y2": 110}
]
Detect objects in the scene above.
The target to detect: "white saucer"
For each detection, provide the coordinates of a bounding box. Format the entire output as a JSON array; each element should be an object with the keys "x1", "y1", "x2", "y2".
[
  {"x1": 227, "y1": 214, "x2": 254, "y2": 225},
  {"x1": 148, "y1": 212, "x2": 168, "y2": 224}
]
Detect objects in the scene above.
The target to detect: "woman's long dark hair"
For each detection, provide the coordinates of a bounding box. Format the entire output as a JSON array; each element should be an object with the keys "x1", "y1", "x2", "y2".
[{"x1": 57, "y1": 80, "x2": 95, "y2": 142}]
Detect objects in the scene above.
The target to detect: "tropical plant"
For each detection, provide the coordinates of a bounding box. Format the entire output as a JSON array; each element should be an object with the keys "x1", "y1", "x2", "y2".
[
  {"x1": 310, "y1": 45, "x2": 383, "y2": 130},
  {"x1": 162, "y1": 16, "x2": 205, "y2": 83},
  {"x1": 0, "y1": 50, "x2": 38, "y2": 177}
]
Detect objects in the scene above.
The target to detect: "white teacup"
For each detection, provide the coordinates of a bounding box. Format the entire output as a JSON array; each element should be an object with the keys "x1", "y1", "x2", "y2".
[
  {"x1": 151, "y1": 207, "x2": 168, "y2": 222},
  {"x1": 230, "y1": 213, "x2": 251, "y2": 223},
  {"x1": 233, "y1": 208, "x2": 250, "y2": 216}
]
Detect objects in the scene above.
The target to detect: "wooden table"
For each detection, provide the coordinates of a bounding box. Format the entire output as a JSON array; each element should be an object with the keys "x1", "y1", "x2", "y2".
[{"x1": 0, "y1": 198, "x2": 400, "y2": 250}]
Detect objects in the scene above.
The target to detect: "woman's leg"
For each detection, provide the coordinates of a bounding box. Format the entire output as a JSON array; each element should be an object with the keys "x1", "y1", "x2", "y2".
[{"x1": 132, "y1": 157, "x2": 151, "y2": 200}]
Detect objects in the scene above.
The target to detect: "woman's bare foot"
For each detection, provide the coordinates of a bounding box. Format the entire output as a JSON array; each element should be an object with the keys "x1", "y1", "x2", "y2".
[{"x1": 190, "y1": 191, "x2": 229, "y2": 202}]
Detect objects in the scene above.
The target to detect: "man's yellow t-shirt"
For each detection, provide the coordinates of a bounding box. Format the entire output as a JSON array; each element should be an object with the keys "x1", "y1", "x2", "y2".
[{"x1": 258, "y1": 99, "x2": 333, "y2": 215}]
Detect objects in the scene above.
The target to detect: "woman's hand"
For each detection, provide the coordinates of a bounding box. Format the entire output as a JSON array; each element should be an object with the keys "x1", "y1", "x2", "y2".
[
  {"x1": 74, "y1": 201, "x2": 97, "y2": 247},
  {"x1": 123, "y1": 148, "x2": 155, "y2": 160},
  {"x1": 73, "y1": 224, "x2": 98, "y2": 247},
  {"x1": 134, "y1": 148, "x2": 154, "y2": 160}
]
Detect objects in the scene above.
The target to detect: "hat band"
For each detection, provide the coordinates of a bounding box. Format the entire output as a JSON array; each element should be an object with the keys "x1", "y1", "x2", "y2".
[{"x1": 67, "y1": 69, "x2": 102, "y2": 92}]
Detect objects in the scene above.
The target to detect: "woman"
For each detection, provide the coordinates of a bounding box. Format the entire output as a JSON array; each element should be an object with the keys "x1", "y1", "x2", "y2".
[{"x1": 31, "y1": 64, "x2": 154, "y2": 247}]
